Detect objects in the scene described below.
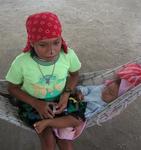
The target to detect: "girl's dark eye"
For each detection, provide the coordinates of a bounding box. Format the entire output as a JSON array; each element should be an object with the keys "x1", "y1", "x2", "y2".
[
  {"x1": 39, "y1": 44, "x2": 46, "y2": 47},
  {"x1": 54, "y1": 41, "x2": 60, "y2": 45}
]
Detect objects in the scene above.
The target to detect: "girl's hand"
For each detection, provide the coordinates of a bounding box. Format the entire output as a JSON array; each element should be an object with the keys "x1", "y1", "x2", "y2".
[
  {"x1": 33, "y1": 100, "x2": 55, "y2": 119},
  {"x1": 55, "y1": 93, "x2": 69, "y2": 114}
]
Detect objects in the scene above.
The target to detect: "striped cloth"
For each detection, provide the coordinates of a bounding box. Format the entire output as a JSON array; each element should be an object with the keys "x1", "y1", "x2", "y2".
[{"x1": 117, "y1": 63, "x2": 141, "y2": 86}]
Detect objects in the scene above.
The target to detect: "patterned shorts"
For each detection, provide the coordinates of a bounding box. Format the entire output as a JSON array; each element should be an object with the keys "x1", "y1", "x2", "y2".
[{"x1": 18, "y1": 98, "x2": 87, "y2": 127}]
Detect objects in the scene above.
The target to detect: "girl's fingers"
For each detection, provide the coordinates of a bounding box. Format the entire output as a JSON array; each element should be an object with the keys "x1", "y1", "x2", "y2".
[
  {"x1": 34, "y1": 125, "x2": 40, "y2": 133},
  {"x1": 43, "y1": 114, "x2": 52, "y2": 119},
  {"x1": 55, "y1": 105, "x2": 64, "y2": 114},
  {"x1": 39, "y1": 113, "x2": 44, "y2": 119},
  {"x1": 33, "y1": 123, "x2": 42, "y2": 134},
  {"x1": 48, "y1": 106, "x2": 54, "y2": 115},
  {"x1": 43, "y1": 110, "x2": 54, "y2": 119}
]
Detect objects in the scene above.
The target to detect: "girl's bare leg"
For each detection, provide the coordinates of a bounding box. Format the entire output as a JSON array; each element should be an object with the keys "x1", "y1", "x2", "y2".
[
  {"x1": 57, "y1": 139, "x2": 73, "y2": 150},
  {"x1": 38, "y1": 127, "x2": 73, "y2": 150},
  {"x1": 38, "y1": 127, "x2": 56, "y2": 150}
]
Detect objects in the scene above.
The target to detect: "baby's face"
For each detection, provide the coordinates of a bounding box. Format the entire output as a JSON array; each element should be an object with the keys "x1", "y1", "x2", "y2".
[{"x1": 102, "y1": 82, "x2": 119, "y2": 103}]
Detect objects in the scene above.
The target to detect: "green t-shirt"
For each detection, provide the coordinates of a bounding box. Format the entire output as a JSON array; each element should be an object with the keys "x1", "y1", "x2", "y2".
[{"x1": 6, "y1": 48, "x2": 81, "y2": 101}]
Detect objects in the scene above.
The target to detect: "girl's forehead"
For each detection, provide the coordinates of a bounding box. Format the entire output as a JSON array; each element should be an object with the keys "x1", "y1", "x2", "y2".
[{"x1": 37, "y1": 36, "x2": 61, "y2": 43}]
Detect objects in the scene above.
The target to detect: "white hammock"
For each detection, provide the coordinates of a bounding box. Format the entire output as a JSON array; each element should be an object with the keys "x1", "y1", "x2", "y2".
[{"x1": 0, "y1": 56, "x2": 141, "y2": 131}]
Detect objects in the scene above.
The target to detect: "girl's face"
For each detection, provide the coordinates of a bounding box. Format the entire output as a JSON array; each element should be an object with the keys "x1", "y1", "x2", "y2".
[{"x1": 31, "y1": 36, "x2": 62, "y2": 61}]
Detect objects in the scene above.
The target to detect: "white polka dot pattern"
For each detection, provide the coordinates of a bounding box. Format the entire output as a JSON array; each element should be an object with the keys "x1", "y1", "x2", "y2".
[
  {"x1": 26, "y1": 12, "x2": 62, "y2": 42},
  {"x1": 23, "y1": 12, "x2": 67, "y2": 53}
]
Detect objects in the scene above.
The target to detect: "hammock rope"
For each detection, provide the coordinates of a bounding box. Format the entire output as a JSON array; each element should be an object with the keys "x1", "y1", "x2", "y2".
[
  {"x1": 0, "y1": 56, "x2": 141, "y2": 131},
  {"x1": 78, "y1": 56, "x2": 141, "y2": 128}
]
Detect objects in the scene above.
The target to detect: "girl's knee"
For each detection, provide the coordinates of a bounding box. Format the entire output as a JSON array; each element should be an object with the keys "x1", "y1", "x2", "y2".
[
  {"x1": 57, "y1": 139, "x2": 73, "y2": 150},
  {"x1": 38, "y1": 127, "x2": 52, "y2": 137}
]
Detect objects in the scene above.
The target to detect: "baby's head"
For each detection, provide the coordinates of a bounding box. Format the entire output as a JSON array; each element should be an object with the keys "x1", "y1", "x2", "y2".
[{"x1": 102, "y1": 78, "x2": 121, "y2": 103}]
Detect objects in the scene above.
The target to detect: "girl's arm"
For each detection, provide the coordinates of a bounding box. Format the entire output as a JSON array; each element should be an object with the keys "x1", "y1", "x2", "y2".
[
  {"x1": 55, "y1": 71, "x2": 79, "y2": 114},
  {"x1": 34, "y1": 115, "x2": 81, "y2": 134},
  {"x1": 8, "y1": 82, "x2": 54, "y2": 118}
]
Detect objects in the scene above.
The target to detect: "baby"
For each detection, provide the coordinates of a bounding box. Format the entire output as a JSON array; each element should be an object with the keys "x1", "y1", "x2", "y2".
[{"x1": 34, "y1": 78, "x2": 121, "y2": 134}]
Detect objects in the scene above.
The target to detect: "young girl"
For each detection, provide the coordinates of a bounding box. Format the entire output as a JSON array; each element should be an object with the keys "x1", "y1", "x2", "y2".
[
  {"x1": 34, "y1": 78, "x2": 121, "y2": 135},
  {"x1": 6, "y1": 12, "x2": 81, "y2": 150}
]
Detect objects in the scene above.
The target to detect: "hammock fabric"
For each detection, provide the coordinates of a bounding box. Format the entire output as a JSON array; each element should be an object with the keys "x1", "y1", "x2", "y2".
[{"x1": 1, "y1": 57, "x2": 141, "y2": 131}]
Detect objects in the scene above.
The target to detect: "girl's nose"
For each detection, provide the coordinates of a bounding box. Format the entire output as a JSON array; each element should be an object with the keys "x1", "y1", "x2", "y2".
[{"x1": 49, "y1": 46, "x2": 55, "y2": 55}]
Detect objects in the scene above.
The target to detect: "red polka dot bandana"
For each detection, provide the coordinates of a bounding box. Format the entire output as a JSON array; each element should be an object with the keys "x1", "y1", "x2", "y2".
[{"x1": 23, "y1": 12, "x2": 67, "y2": 53}]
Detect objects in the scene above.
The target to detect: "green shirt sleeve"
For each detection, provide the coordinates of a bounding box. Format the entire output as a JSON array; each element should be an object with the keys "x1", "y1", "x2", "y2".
[
  {"x1": 5, "y1": 58, "x2": 23, "y2": 84},
  {"x1": 68, "y1": 48, "x2": 81, "y2": 72}
]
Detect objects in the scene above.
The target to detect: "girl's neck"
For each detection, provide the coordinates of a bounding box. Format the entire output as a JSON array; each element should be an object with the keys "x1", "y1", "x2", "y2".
[{"x1": 30, "y1": 49, "x2": 59, "y2": 66}]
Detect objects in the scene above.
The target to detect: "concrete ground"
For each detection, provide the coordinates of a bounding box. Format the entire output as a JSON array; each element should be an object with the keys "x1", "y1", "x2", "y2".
[{"x1": 0, "y1": 0, "x2": 141, "y2": 149}]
